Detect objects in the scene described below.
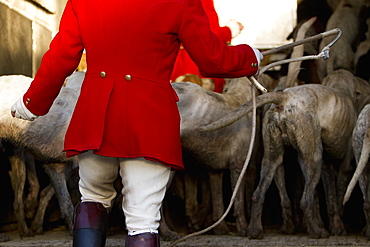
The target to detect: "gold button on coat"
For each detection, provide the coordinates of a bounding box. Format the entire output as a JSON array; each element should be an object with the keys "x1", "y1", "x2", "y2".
[
  {"x1": 100, "y1": 71, "x2": 106, "y2": 78},
  {"x1": 125, "y1": 75, "x2": 132, "y2": 81},
  {"x1": 26, "y1": 98, "x2": 30, "y2": 105},
  {"x1": 251, "y1": 63, "x2": 258, "y2": 68}
]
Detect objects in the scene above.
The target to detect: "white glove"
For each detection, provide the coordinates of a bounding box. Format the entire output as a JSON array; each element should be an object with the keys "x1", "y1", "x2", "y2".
[
  {"x1": 226, "y1": 19, "x2": 243, "y2": 38},
  {"x1": 252, "y1": 48, "x2": 264, "y2": 68},
  {"x1": 11, "y1": 98, "x2": 38, "y2": 121}
]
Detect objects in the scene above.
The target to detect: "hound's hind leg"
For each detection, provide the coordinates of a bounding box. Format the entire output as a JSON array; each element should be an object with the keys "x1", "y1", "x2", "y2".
[{"x1": 248, "y1": 124, "x2": 285, "y2": 239}]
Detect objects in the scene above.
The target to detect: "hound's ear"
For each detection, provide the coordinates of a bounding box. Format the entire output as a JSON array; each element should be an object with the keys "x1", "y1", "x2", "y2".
[{"x1": 354, "y1": 76, "x2": 370, "y2": 113}]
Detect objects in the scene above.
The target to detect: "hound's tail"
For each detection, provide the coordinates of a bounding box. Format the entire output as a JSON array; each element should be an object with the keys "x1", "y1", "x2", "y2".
[
  {"x1": 343, "y1": 127, "x2": 370, "y2": 205},
  {"x1": 198, "y1": 91, "x2": 287, "y2": 131}
]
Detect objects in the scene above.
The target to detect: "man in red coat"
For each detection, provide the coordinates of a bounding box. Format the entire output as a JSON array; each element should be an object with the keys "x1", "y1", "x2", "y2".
[
  {"x1": 170, "y1": 0, "x2": 245, "y2": 92},
  {"x1": 11, "y1": 0, "x2": 263, "y2": 246}
]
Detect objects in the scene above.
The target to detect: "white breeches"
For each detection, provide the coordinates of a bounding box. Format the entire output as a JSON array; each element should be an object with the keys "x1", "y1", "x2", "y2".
[{"x1": 77, "y1": 151, "x2": 171, "y2": 235}]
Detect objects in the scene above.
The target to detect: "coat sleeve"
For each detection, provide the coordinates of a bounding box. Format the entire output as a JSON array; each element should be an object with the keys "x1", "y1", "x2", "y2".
[
  {"x1": 23, "y1": 0, "x2": 84, "y2": 116},
  {"x1": 200, "y1": 0, "x2": 232, "y2": 43},
  {"x1": 178, "y1": 0, "x2": 258, "y2": 78}
]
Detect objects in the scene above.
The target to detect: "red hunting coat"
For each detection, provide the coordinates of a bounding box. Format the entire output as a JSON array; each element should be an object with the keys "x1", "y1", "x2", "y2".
[{"x1": 22, "y1": 0, "x2": 258, "y2": 170}]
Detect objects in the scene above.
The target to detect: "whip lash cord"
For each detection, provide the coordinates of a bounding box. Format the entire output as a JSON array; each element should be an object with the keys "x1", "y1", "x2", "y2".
[
  {"x1": 169, "y1": 82, "x2": 257, "y2": 247},
  {"x1": 259, "y1": 48, "x2": 332, "y2": 75},
  {"x1": 169, "y1": 28, "x2": 342, "y2": 247},
  {"x1": 261, "y1": 28, "x2": 341, "y2": 57},
  {"x1": 250, "y1": 28, "x2": 342, "y2": 92}
]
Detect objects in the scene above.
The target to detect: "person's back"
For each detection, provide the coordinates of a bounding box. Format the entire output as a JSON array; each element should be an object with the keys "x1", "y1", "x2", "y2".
[{"x1": 76, "y1": 0, "x2": 183, "y2": 82}]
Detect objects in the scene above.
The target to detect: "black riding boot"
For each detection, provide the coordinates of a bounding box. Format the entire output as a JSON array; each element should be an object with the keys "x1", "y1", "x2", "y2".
[
  {"x1": 125, "y1": 233, "x2": 160, "y2": 247},
  {"x1": 73, "y1": 202, "x2": 108, "y2": 247}
]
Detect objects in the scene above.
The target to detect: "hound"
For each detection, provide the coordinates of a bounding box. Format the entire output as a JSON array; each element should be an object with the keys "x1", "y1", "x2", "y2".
[{"x1": 199, "y1": 69, "x2": 370, "y2": 239}]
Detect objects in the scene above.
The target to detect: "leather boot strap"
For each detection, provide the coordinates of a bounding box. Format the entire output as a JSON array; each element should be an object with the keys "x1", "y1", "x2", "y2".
[{"x1": 125, "y1": 233, "x2": 160, "y2": 247}]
